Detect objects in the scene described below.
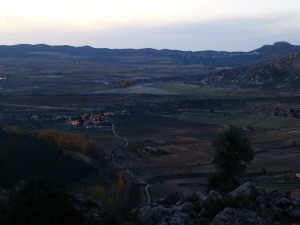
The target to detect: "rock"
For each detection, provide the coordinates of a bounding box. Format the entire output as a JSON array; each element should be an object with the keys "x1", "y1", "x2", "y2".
[
  {"x1": 159, "y1": 191, "x2": 183, "y2": 207},
  {"x1": 134, "y1": 182, "x2": 300, "y2": 225},
  {"x1": 229, "y1": 181, "x2": 257, "y2": 198},
  {"x1": 72, "y1": 193, "x2": 106, "y2": 221},
  {"x1": 138, "y1": 205, "x2": 171, "y2": 225},
  {"x1": 138, "y1": 196, "x2": 195, "y2": 225},
  {"x1": 12, "y1": 180, "x2": 27, "y2": 193},
  {"x1": 286, "y1": 206, "x2": 300, "y2": 220},
  {"x1": 210, "y1": 207, "x2": 265, "y2": 225},
  {"x1": 206, "y1": 190, "x2": 222, "y2": 202},
  {"x1": 196, "y1": 190, "x2": 207, "y2": 202},
  {"x1": 157, "y1": 213, "x2": 191, "y2": 225},
  {"x1": 174, "y1": 202, "x2": 195, "y2": 216},
  {"x1": 280, "y1": 197, "x2": 291, "y2": 207}
]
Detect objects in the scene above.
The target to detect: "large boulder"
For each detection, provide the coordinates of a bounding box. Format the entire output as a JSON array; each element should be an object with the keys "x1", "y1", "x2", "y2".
[
  {"x1": 286, "y1": 206, "x2": 300, "y2": 221},
  {"x1": 138, "y1": 204, "x2": 172, "y2": 225},
  {"x1": 229, "y1": 181, "x2": 257, "y2": 199},
  {"x1": 206, "y1": 190, "x2": 222, "y2": 202},
  {"x1": 210, "y1": 207, "x2": 265, "y2": 225},
  {"x1": 138, "y1": 193, "x2": 196, "y2": 225},
  {"x1": 157, "y1": 213, "x2": 192, "y2": 225},
  {"x1": 72, "y1": 193, "x2": 107, "y2": 221}
]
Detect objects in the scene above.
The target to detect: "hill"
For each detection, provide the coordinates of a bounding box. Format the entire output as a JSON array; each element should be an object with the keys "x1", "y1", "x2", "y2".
[
  {"x1": 0, "y1": 42, "x2": 299, "y2": 67},
  {"x1": 200, "y1": 52, "x2": 300, "y2": 90}
]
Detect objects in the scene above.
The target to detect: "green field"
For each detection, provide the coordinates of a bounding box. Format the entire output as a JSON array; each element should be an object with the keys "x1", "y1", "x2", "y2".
[
  {"x1": 151, "y1": 82, "x2": 239, "y2": 96},
  {"x1": 251, "y1": 115, "x2": 300, "y2": 129},
  {"x1": 258, "y1": 173, "x2": 300, "y2": 187},
  {"x1": 170, "y1": 112, "x2": 300, "y2": 130},
  {"x1": 151, "y1": 82, "x2": 274, "y2": 97}
]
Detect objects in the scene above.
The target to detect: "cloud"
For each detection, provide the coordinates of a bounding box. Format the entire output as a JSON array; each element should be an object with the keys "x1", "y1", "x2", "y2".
[
  {"x1": 0, "y1": 1, "x2": 300, "y2": 51},
  {"x1": 77, "y1": 13, "x2": 300, "y2": 51}
]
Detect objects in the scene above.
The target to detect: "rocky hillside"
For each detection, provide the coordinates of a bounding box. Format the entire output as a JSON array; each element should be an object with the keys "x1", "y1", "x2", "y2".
[
  {"x1": 201, "y1": 52, "x2": 300, "y2": 90},
  {"x1": 135, "y1": 182, "x2": 300, "y2": 225}
]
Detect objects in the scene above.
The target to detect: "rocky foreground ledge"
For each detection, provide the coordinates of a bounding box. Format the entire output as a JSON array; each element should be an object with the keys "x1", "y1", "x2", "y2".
[{"x1": 134, "y1": 182, "x2": 300, "y2": 225}]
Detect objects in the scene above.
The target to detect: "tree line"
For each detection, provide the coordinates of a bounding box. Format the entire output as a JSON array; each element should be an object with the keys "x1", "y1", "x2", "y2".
[{"x1": 35, "y1": 130, "x2": 97, "y2": 155}]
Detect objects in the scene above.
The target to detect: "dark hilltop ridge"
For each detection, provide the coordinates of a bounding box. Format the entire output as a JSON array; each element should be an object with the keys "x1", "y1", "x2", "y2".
[{"x1": 0, "y1": 41, "x2": 299, "y2": 67}]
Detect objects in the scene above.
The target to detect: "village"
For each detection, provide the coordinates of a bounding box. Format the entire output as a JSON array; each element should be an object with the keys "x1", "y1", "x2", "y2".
[{"x1": 66, "y1": 112, "x2": 114, "y2": 129}]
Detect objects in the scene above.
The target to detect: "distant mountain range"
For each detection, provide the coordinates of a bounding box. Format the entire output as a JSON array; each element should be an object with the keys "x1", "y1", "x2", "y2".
[
  {"x1": 0, "y1": 41, "x2": 299, "y2": 67},
  {"x1": 1, "y1": 42, "x2": 300, "y2": 90}
]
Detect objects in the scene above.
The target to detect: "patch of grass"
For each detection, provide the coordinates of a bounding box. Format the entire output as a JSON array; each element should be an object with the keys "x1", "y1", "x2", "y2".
[
  {"x1": 151, "y1": 82, "x2": 275, "y2": 97},
  {"x1": 170, "y1": 111, "x2": 264, "y2": 128},
  {"x1": 251, "y1": 115, "x2": 300, "y2": 130},
  {"x1": 258, "y1": 173, "x2": 300, "y2": 187},
  {"x1": 170, "y1": 110, "x2": 300, "y2": 130},
  {"x1": 151, "y1": 82, "x2": 239, "y2": 96}
]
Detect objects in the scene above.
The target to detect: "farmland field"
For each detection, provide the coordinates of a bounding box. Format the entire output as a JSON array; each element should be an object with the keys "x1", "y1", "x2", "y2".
[{"x1": 170, "y1": 109, "x2": 300, "y2": 130}]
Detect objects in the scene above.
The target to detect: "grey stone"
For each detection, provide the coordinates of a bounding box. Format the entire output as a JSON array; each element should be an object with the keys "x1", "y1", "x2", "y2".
[
  {"x1": 157, "y1": 213, "x2": 191, "y2": 225},
  {"x1": 135, "y1": 182, "x2": 300, "y2": 225},
  {"x1": 229, "y1": 181, "x2": 257, "y2": 198},
  {"x1": 174, "y1": 202, "x2": 195, "y2": 216},
  {"x1": 210, "y1": 207, "x2": 265, "y2": 225},
  {"x1": 206, "y1": 190, "x2": 222, "y2": 201},
  {"x1": 286, "y1": 206, "x2": 300, "y2": 220},
  {"x1": 139, "y1": 205, "x2": 171, "y2": 225},
  {"x1": 280, "y1": 197, "x2": 291, "y2": 207},
  {"x1": 196, "y1": 190, "x2": 207, "y2": 202},
  {"x1": 71, "y1": 193, "x2": 106, "y2": 221}
]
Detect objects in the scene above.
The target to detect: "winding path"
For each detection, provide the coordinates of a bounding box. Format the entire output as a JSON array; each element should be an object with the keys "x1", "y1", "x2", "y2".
[{"x1": 110, "y1": 123, "x2": 151, "y2": 204}]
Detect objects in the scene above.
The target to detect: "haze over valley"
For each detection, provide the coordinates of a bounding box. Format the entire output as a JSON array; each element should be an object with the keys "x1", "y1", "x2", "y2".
[
  {"x1": 1, "y1": 40, "x2": 300, "y2": 224},
  {"x1": 1, "y1": 1, "x2": 300, "y2": 224}
]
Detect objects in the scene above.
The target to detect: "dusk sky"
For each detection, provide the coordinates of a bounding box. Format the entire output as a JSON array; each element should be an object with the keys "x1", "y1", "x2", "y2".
[{"x1": 0, "y1": 0, "x2": 299, "y2": 51}]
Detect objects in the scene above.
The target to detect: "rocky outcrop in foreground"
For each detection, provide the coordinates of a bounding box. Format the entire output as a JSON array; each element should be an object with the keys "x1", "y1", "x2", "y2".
[
  {"x1": 136, "y1": 182, "x2": 300, "y2": 225},
  {"x1": 72, "y1": 193, "x2": 107, "y2": 221}
]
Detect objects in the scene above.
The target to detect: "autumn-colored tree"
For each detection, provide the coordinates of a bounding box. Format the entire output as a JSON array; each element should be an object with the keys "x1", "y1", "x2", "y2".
[
  {"x1": 117, "y1": 171, "x2": 125, "y2": 191},
  {"x1": 35, "y1": 130, "x2": 97, "y2": 155}
]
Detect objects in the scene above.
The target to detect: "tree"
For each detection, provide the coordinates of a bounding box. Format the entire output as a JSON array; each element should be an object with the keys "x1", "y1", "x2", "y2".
[
  {"x1": 213, "y1": 126, "x2": 254, "y2": 176},
  {"x1": 207, "y1": 126, "x2": 254, "y2": 192}
]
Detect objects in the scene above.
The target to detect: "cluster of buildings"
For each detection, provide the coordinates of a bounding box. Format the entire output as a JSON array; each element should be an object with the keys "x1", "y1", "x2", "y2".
[{"x1": 67, "y1": 112, "x2": 114, "y2": 130}]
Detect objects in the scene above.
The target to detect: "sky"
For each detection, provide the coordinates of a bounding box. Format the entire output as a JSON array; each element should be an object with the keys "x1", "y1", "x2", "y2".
[{"x1": 0, "y1": 0, "x2": 300, "y2": 51}]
